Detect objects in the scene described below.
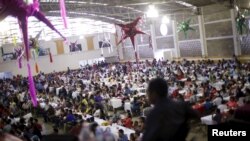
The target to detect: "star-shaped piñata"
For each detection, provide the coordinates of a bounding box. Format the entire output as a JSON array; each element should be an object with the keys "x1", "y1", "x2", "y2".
[
  {"x1": 177, "y1": 19, "x2": 195, "y2": 38},
  {"x1": 116, "y1": 17, "x2": 146, "y2": 47},
  {"x1": 0, "y1": 0, "x2": 65, "y2": 107}
]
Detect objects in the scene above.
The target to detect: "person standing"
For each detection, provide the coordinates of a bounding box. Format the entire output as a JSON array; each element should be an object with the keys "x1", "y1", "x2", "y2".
[{"x1": 142, "y1": 78, "x2": 199, "y2": 141}]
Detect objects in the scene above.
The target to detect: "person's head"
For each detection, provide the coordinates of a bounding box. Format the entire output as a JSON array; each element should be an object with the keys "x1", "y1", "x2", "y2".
[
  {"x1": 135, "y1": 131, "x2": 140, "y2": 139},
  {"x1": 53, "y1": 128, "x2": 59, "y2": 134},
  {"x1": 34, "y1": 118, "x2": 38, "y2": 123},
  {"x1": 134, "y1": 121, "x2": 139, "y2": 126},
  {"x1": 216, "y1": 108, "x2": 221, "y2": 114},
  {"x1": 147, "y1": 78, "x2": 168, "y2": 104},
  {"x1": 139, "y1": 117, "x2": 145, "y2": 124},
  {"x1": 118, "y1": 129, "x2": 124, "y2": 137},
  {"x1": 130, "y1": 133, "x2": 136, "y2": 141}
]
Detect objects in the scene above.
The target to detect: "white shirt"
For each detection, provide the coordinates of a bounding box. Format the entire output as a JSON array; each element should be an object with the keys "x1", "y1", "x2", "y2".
[
  {"x1": 213, "y1": 97, "x2": 222, "y2": 107},
  {"x1": 72, "y1": 91, "x2": 79, "y2": 99},
  {"x1": 218, "y1": 104, "x2": 227, "y2": 113},
  {"x1": 94, "y1": 109, "x2": 100, "y2": 117}
]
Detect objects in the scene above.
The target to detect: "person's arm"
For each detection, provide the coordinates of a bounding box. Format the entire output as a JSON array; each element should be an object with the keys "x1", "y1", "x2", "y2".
[{"x1": 185, "y1": 103, "x2": 200, "y2": 119}]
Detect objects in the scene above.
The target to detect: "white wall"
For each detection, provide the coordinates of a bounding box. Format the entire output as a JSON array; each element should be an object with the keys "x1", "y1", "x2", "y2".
[
  {"x1": 0, "y1": 33, "x2": 118, "y2": 76},
  {"x1": 0, "y1": 48, "x2": 117, "y2": 76}
]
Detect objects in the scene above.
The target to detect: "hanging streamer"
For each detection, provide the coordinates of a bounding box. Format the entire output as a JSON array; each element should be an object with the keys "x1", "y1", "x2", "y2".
[
  {"x1": 12, "y1": 36, "x2": 17, "y2": 46},
  {"x1": 49, "y1": 49, "x2": 53, "y2": 63},
  {"x1": 14, "y1": 47, "x2": 24, "y2": 69},
  {"x1": 27, "y1": 63, "x2": 38, "y2": 107},
  {"x1": 60, "y1": 0, "x2": 68, "y2": 28},
  {"x1": 0, "y1": 0, "x2": 65, "y2": 107},
  {"x1": 35, "y1": 62, "x2": 39, "y2": 73}
]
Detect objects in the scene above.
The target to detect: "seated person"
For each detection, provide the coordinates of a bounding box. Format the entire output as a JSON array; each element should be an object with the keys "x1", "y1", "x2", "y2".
[
  {"x1": 227, "y1": 96, "x2": 238, "y2": 109},
  {"x1": 212, "y1": 109, "x2": 222, "y2": 124},
  {"x1": 203, "y1": 98, "x2": 213, "y2": 111},
  {"x1": 122, "y1": 112, "x2": 133, "y2": 129},
  {"x1": 212, "y1": 93, "x2": 223, "y2": 107},
  {"x1": 131, "y1": 97, "x2": 141, "y2": 115},
  {"x1": 65, "y1": 110, "x2": 76, "y2": 123},
  {"x1": 118, "y1": 129, "x2": 129, "y2": 141},
  {"x1": 218, "y1": 101, "x2": 228, "y2": 113}
]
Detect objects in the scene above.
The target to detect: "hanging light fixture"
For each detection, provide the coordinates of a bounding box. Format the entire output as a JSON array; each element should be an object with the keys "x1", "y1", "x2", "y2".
[
  {"x1": 79, "y1": 35, "x2": 84, "y2": 39},
  {"x1": 146, "y1": 5, "x2": 159, "y2": 18},
  {"x1": 160, "y1": 24, "x2": 168, "y2": 36},
  {"x1": 162, "y1": 16, "x2": 170, "y2": 24}
]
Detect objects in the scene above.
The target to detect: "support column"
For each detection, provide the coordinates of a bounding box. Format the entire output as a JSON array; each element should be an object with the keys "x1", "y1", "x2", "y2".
[
  {"x1": 198, "y1": 13, "x2": 208, "y2": 57},
  {"x1": 172, "y1": 20, "x2": 180, "y2": 58},
  {"x1": 231, "y1": 9, "x2": 241, "y2": 56},
  {"x1": 150, "y1": 23, "x2": 157, "y2": 58}
]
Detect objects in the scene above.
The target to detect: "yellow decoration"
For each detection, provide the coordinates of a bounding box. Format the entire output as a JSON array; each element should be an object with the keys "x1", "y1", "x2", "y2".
[
  {"x1": 12, "y1": 36, "x2": 17, "y2": 46},
  {"x1": 101, "y1": 121, "x2": 109, "y2": 126}
]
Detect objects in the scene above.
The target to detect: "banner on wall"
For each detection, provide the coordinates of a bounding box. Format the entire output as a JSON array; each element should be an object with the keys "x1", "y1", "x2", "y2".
[
  {"x1": 98, "y1": 40, "x2": 111, "y2": 48},
  {"x1": 0, "y1": 72, "x2": 13, "y2": 79},
  {"x1": 69, "y1": 43, "x2": 82, "y2": 52}
]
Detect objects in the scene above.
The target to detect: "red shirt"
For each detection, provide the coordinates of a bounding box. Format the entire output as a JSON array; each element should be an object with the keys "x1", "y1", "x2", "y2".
[
  {"x1": 227, "y1": 101, "x2": 238, "y2": 109},
  {"x1": 122, "y1": 118, "x2": 133, "y2": 128}
]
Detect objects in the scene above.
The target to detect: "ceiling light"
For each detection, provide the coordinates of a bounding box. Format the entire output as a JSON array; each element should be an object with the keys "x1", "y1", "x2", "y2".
[
  {"x1": 79, "y1": 35, "x2": 84, "y2": 39},
  {"x1": 160, "y1": 24, "x2": 168, "y2": 36},
  {"x1": 25, "y1": 0, "x2": 33, "y2": 5},
  {"x1": 147, "y1": 5, "x2": 159, "y2": 18},
  {"x1": 162, "y1": 16, "x2": 170, "y2": 24},
  {"x1": 44, "y1": 36, "x2": 51, "y2": 41},
  {"x1": 235, "y1": 6, "x2": 239, "y2": 11},
  {"x1": 175, "y1": 1, "x2": 194, "y2": 7}
]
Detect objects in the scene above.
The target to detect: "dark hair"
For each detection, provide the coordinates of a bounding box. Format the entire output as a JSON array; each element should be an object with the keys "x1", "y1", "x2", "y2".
[
  {"x1": 119, "y1": 129, "x2": 124, "y2": 134},
  {"x1": 139, "y1": 117, "x2": 145, "y2": 123},
  {"x1": 216, "y1": 108, "x2": 220, "y2": 113},
  {"x1": 147, "y1": 78, "x2": 168, "y2": 97}
]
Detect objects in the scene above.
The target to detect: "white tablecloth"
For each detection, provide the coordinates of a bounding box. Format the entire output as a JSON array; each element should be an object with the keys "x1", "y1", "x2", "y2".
[
  {"x1": 224, "y1": 96, "x2": 230, "y2": 101},
  {"x1": 40, "y1": 102, "x2": 58, "y2": 108},
  {"x1": 201, "y1": 115, "x2": 216, "y2": 125},
  {"x1": 80, "y1": 114, "x2": 135, "y2": 137},
  {"x1": 110, "y1": 98, "x2": 122, "y2": 109},
  {"x1": 124, "y1": 102, "x2": 131, "y2": 112},
  {"x1": 196, "y1": 93, "x2": 203, "y2": 97},
  {"x1": 23, "y1": 113, "x2": 33, "y2": 122}
]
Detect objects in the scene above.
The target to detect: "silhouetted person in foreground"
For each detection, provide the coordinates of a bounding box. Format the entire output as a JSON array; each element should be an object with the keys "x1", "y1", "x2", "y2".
[{"x1": 142, "y1": 78, "x2": 199, "y2": 141}]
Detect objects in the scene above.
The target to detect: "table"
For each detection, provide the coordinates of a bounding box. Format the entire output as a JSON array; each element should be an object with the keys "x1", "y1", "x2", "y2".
[
  {"x1": 23, "y1": 113, "x2": 33, "y2": 122},
  {"x1": 179, "y1": 89, "x2": 186, "y2": 95},
  {"x1": 124, "y1": 102, "x2": 131, "y2": 112},
  {"x1": 196, "y1": 93, "x2": 203, "y2": 97},
  {"x1": 40, "y1": 102, "x2": 58, "y2": 108},
  {"x1": 201, "y1": 115, "x2": 216, "y2": 125},
  {"x1": 180, "y1": 78, "x2": 187, "y2": 82},
  {"x1": 224, "y1": 96, "x2": 230, "y2": 101},
  {"x1": 110, "y1": 98, "x2": 122, "y2": 109},
  {"x1": 79, "y1": 114, "x2": 135, "y2": 137}
]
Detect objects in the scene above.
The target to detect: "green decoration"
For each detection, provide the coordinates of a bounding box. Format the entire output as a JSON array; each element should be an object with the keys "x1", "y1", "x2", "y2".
[
  {"x1": 177, "y1": 19, "x2": 195, "y2": 38},
  {"x1": 235, "y1": 11, "x2": 248, "y2": 35}
]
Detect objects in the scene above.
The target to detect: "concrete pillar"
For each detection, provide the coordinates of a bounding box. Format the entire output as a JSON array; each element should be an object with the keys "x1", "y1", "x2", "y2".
[
  {"x1": 150, "y1": 23, "x2": 157, "y2": 58},
  {"x1": 231, "y1": 9, "x2": 241, "y2": 56},
  {"x1": 172, "y1": 20, "x2": 180, "y2": 58},
  {"x1": 198, "y1": 13, "x2": 208, "y2": 57}
]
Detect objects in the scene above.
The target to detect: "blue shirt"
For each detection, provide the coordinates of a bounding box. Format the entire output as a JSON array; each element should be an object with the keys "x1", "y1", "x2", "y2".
[
  {"x1": 66, "y1": 114, "x2": 76, "y2": 122},
  {"x1": 94, "y1": 95, "x2": 103, "y2": 103},
  {"x1": 118, "y1": 134, "x2": 128, "y2": 141}
]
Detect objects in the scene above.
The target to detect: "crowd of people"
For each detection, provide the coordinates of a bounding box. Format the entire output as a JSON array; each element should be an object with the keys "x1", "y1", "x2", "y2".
[{"x1": 0, "y1": 57, "x2": 250, "y2": 141}]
